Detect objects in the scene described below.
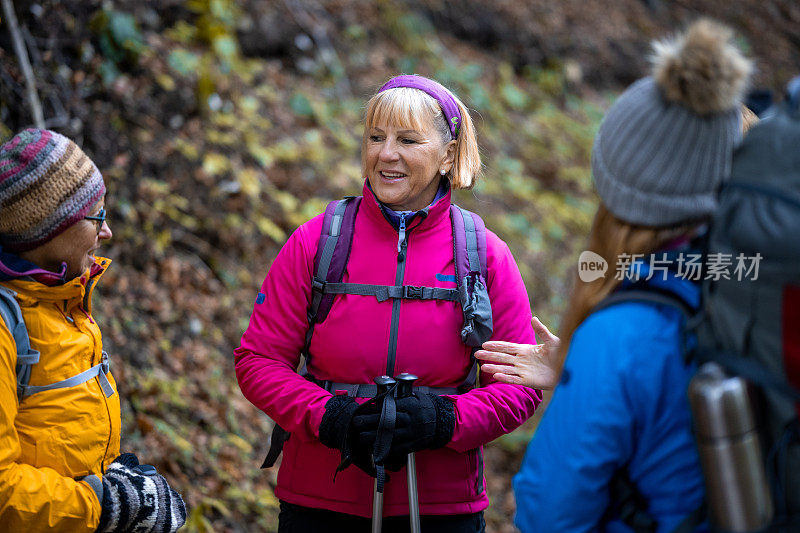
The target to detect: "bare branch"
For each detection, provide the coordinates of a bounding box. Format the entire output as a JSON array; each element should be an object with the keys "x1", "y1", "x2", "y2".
[{"x1": 1, "y1": 0, "x2": 45, "y2": 128}]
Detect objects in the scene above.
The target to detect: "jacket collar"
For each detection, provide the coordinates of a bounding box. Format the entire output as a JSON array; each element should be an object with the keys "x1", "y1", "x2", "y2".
[
  {"x1": 2, "y1": 256, "x2": 111, "y2": 310},
  {"x1": 361, "y1": 178, "x2": 453, "y2": 233},
  {"x1": 0, "y1": 246, "x2": 67, "y2": 284}
]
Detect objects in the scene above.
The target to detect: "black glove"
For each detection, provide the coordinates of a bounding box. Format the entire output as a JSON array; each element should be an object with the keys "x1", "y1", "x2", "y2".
[
  {"x1": 319, "y1": 395, "x2": 378, "y2": 476},
  {"x1": 96, "y1": 453, "x2": 187, "y2": 533},
  {"x1": 390, "y1": 393, "x2": 454, "y2": 456},
  {"x1": 352, "y1": 393, "x2": 455, "y2": 468}
]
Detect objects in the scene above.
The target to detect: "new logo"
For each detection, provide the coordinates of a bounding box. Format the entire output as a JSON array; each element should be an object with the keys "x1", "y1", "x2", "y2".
[{"x1": 578, "y1": 251, "x2": 608, "y2": 282}]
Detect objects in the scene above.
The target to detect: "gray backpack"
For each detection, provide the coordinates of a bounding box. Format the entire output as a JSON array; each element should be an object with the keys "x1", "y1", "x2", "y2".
[
  {"x1": 599, "y1": 79, "x2": 800, "y2": 533},
  {"x1": 697, "y1": 77, "x2": 800, "y2": 526}
]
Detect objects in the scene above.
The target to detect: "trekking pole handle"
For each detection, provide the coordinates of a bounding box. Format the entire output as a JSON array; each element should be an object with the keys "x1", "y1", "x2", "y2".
[
  {"x1": 374, "y1": 375, "x2": 396, "y2": 395},
  {"x1": 395, "y1": 373, "x2": 418, "y2": 398}
]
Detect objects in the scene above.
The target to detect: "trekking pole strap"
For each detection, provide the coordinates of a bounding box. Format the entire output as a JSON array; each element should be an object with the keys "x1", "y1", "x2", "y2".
[{"x1": 261, "y1": 424, "x2": 291, "y2": 469}]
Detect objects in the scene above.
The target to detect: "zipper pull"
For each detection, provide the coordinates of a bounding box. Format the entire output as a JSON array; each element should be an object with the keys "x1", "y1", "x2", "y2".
[{"x1": 397, "y1": 215, "x2": 407, "y2": 261}]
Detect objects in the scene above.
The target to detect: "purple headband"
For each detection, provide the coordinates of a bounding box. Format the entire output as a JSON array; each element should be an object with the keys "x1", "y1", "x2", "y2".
[{"x1": 378, "y1": 75, "x2": 462, "y2": 139}]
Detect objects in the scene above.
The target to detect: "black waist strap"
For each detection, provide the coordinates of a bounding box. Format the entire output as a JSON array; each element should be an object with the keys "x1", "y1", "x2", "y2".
[
  {"x1": 320, "y1": 381, "x2": 459, "y2": 398},
  {"x1": 261, "y1": 378, "x2": 463, "y2": 469}
]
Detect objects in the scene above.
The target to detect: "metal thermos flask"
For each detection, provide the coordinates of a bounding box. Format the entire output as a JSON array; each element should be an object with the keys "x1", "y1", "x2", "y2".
[{"x1": 688, "y1": 362, "x2": 773, "y2": 531}]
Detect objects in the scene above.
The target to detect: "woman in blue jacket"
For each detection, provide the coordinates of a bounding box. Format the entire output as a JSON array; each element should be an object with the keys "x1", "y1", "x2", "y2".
[{"x1": 478, "y1": 19, "x2": 758, "y2": 531}]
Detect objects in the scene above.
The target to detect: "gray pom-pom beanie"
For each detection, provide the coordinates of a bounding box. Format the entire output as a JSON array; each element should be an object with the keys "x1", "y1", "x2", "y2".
[{"x1": 592, "y1": 19, "x2": 751, "y2": 227}]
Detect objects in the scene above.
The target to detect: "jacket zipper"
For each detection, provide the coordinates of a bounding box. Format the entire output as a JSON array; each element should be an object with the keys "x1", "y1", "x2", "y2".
[
  {"x1": 386, "y1": 215, "x2": 408, "y2": 376},
  {"x1": 82, "y1": 278, "x2": 115, "y2": 469}
]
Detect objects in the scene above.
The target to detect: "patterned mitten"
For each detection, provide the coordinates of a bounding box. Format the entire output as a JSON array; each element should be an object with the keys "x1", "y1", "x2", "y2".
[{"x1": 96, "y1": 453, "x2": 187, "y2": 533}]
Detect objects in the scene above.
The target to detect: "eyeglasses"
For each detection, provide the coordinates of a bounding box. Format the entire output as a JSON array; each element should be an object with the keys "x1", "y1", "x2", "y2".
[{"x1": 84, "y1": 207, "x2": 106, "y2": 235}]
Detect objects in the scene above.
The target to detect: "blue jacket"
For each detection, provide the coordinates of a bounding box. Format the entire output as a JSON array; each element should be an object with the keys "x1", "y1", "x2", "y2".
[{"x1": 513, "y1": 261, "x2": 706, "y2": 532}]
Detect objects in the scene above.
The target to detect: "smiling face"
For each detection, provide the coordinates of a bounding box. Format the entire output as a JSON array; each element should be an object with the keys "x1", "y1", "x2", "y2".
[
  {"x1": 365, "y1": 120, "x2": 455, "y2": 212},
  {"x1": 20, "y1": 198, "x2": 112, "y2": 280},
  {"x1": 362, "y1": 88, "x2": 455, "y2": 212}
]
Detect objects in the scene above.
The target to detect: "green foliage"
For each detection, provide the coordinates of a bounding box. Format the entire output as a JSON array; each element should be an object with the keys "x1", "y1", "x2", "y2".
[
  {"x1": 0, "y1": 122, "x2": 12, "y2": 143},
  {"x1": 89, "y1": 8, "x2": 145, "y2": 84},
  {"x1": 186, "y1": 0, "x2": 241, "y2": 67},
  {"x1": 168, "y1": 49, "x2": 201, "y2": 76},
  {"x1": 289, "y1": 93, "x2": 314, "y2": 118}
]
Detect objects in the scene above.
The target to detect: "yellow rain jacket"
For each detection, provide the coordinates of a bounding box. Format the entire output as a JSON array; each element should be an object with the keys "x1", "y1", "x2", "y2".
[{"x1": 0, "y1": 257, "x2": 120, "y2": 532}]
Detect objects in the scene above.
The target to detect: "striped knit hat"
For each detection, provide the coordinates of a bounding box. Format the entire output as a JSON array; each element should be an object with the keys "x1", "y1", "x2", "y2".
[{"x1": 0, "y1": 129, "x2": 105, "y2": 252}]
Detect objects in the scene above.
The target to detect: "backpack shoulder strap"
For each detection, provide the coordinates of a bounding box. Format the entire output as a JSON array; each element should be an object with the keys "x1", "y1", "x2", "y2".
[
  {"x1": 303, "y1": 196, "x2": 361, "y2": 364},
  {"x1": 450, "y1": 204, "x2": 488, "y2": 281},
  {"x1": 596, "y1": 286, "x2": 701, "y2": 365},
  {"x1": 450, "y1": 205, "x2": 490, "y2": 391},
  {"x1": 595, "y1": 288, "x2": 696, "y2": 320},
  {"x1": 0, "y1": 285, "x2": 40, "y2": 403},
  {"x1": 312, "y1": 196, "x2": 361, "y2": 323}
]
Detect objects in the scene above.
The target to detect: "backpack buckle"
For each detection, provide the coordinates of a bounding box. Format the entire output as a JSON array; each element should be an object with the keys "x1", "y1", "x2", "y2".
[
  {"x1": 404, "y1": 285, "x2": 424, "y2": 299},
  {"x1": 311, "y1": 279, "x2": 326, "y2": 293}
]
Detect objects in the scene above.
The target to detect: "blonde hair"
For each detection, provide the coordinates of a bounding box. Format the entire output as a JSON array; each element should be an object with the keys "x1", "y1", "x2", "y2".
[
  {"x1": 362, "y1": 86, "x2": 482, "y2": 189},
  {"x1": 741, "y1": 104, "x2": 758, "y2": 133}
]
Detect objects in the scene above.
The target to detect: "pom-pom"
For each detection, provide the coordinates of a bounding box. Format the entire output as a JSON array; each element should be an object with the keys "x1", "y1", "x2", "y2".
[{"x1": 652, "y1": 19, "x2": 752, "y2": 115}]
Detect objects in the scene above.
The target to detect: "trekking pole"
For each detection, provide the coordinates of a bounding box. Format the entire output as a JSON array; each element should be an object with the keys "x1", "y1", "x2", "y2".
[
  {"x1": 395, "y1": 373, "x2": 421, "y2": 533},
  {"x1": 372, "y1": 375, "x2": 396, "y2": 533}
]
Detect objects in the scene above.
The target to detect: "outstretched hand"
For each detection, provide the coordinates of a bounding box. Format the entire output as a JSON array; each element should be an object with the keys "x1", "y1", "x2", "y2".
[{"x1": 475, "y1": 316, "x2": 561, "y2": 390}]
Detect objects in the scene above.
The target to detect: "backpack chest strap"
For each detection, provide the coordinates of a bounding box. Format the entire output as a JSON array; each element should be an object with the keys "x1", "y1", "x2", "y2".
[
  {"x1": 320, "y1": 281, "x2": 459, "y2": 303},
  {"x1": 19, "y1": 350, "x2": 115, "y2": 399}
]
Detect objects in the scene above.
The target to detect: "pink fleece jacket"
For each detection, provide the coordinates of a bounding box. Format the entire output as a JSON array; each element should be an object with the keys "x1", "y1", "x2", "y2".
[{"x1": 235, "y1": 181, "x2": 541, "y2": 517}]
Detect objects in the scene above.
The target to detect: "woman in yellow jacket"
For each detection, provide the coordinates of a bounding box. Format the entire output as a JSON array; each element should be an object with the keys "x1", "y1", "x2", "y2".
[{"x1": 0, "y1": 129, "x2": 185, "y2": 532}]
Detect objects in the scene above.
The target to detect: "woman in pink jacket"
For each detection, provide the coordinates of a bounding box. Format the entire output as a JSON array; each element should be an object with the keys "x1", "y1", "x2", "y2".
[{"x1": 235, "y1": 75, "x2": 541, "y2": 532}]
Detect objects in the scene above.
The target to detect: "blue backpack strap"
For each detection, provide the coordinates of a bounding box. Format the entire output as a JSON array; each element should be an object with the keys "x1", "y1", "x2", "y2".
[{"x1": 0, "y1": 286, "x2": 40, "y2": 404}]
